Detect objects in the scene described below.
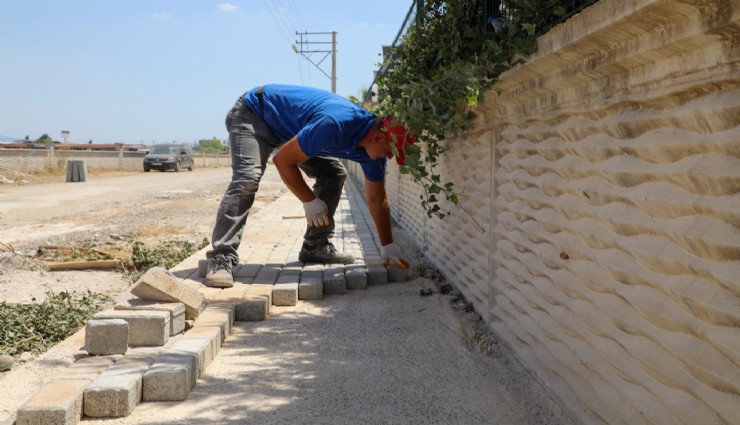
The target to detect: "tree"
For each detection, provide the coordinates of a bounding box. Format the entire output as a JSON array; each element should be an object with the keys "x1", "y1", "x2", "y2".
[{"x1": 36, "y1": 134, "x2": 52, "y2": 143}]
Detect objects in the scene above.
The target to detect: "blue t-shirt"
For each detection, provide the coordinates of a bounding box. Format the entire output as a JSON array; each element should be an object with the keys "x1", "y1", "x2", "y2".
[{"x1": 243, "y1": 84, "x2": 387, "y2": 182}]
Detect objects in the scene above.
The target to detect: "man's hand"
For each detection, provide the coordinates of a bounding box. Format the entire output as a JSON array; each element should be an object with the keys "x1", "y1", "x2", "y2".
[
  {"x1": 381, "y1": 242, "x2": 409, "y2": 269},
  {"x1": 303, "y1": 197, "x2": 329, "y2": 227}
]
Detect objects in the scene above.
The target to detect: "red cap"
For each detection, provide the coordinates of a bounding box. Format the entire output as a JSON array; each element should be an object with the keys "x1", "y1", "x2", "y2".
[{"x1": 382, "y1": 116, "x2": 417, "y2": 165}]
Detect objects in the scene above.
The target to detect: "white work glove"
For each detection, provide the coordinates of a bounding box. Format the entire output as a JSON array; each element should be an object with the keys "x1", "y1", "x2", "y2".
[
  {"x1": 303, "y1": 197, "x2": 329, "y2": 227},
  {"x1": 381, "y1": 242, "x2": 410, "y2": 269}
]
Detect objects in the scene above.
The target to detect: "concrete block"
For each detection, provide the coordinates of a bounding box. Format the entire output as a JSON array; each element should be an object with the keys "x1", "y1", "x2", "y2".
[
  {"x1": 273, "y1": 273, "x2": 299, "y2": 306},
  {"x1": 116, "y1": 300, "x2": 186, "y2": 336},
  {"x1": 323, "y1": 265, "x2": 346, "y2": 295},
  {"x1": 93, "y1": 310, "x2": 170, "y2": 347},
  {"x1": 193, "y1": 308, "x2": 232, "y2": 341},
  {"x1": 273, "y1": 283, "x2": 298, "y2": 306},
  {"x1": 181, "y1": 326, "x2": 222, "y2": 360},
  {"x1": 234, "y1": 263, "x2": 262, "y2": 278},
  {"x1": 298, "y1": 276, "x2": 323, "y2": 300},
  {"x1": 57, "y1": 356, "x2": 116, "y2": 382},
  {"x1": 83, "y1": 356, "x2": 153, "y2": 418},
  {"x1": 16, "y1": 380, "x2": 88, "y2": 425},
  {"x1": 170, "y1": 337, "x2": 212, "y2": 378},
  {"x1": 84, "y1": 319, "x2": 128, "y2": 355},
  {"x1": 130, "y1": 267, "x2": 206, "y2": 319},
  {"x1": 142, "y1": 351, "x2": 197, "y2": 401},
  {"x1": 235, "y1": 284, "x2": 272, "y2": 321},
  {"x1": 345, "y1": 264, "x2": 368, "y2": 290},
  {"x1": 197, "y1": 259, "x2": 208, "y2": 278},
  {"x1": 366, "y1": 263, "x2": 388, "y2": 285},
  {"x1": 387, "y1": 265, "x2": 408, "y2": 282}
]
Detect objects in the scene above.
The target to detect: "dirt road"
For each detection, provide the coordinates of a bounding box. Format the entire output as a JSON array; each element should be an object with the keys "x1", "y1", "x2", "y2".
[{"x1": 0, "y1": 167, "x2": 288, "y2": 303}]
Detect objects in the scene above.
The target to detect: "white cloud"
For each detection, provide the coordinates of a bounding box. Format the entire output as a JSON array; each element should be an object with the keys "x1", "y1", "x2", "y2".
[
  {"x1": 217, "y1": 3, "x2": 240, "y2": 12},
  {"x1": 153, "y1": 12, "x2": 173, "y2": 20}
]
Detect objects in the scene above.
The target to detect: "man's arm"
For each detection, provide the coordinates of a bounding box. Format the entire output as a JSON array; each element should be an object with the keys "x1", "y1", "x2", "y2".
[
  {"x1": 365, "y1": 179, "x2": 393, "y2": 246},
  {"x1": 273, "y1": 137, "x2": 329, "y2": 227},
  {"x1": 272, "y1": 137, "x2": 314, "y2": 202},
  {"x1": 366, "y1": 179, "x2": 410, "y2": 268}
]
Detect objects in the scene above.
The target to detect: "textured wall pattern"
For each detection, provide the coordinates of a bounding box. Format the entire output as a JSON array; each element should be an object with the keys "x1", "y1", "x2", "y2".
[{"x1": 348, "y1": 0, "x2": 740, "y2": 424}]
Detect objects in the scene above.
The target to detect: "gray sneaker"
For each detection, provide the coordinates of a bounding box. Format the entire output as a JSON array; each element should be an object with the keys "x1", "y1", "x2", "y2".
[
  {"x1": 205, "y1": 256, "x2": 234, "y2": 288},
  {"x1": 298, "y1": 242, "x2": 354, "y2": 264}
]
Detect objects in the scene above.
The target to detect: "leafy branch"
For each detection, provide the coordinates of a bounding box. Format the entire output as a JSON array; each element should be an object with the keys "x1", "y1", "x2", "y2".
[{"x1": 369, "y1": 0, "x2": 594, "y2": 219}]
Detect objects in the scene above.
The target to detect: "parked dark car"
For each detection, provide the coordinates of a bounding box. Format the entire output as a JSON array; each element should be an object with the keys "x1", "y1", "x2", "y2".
[{"x1": 143, "y1": 143, "x2": 194, "y2": 172}]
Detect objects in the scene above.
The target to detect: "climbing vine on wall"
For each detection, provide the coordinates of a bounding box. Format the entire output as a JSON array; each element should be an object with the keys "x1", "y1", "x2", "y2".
[{"x1": 371, "y1": 0, "x2": 595, "y2": 219}]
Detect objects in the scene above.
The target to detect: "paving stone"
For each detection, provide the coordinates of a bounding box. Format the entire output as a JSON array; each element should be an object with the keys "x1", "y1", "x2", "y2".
[
  {"x1": 273, "y1": 273, "x2": 299, "y2": 306},
  {"x1": 57, "y1": 356, "x2": 117, "y2": 382},
  {"x1": 181, "y1": 326, "x2": 222, "y2": 360},
  {"x1": 298, "y1": 276, "x2": 323, "y2": 300},
  {"x1": 16, "y1": 380, "x2": 88, "y2": 425},
  {"x1": 235, "y1": 284, "x2": 272, "y2": 321},
  {"x1": 192, "y1": 307, "x2": 232, "y2": 341},
  {"x1": 366, "y1": 263, "x2": 388, "y2": 285},
  {"x1": 83, "y1": 356, "x2": 154, "y2": 418},
  {"x1": 84, "y1": 319, "x2": 128, "y2": 355},
  {"x1": 323, "y1": 265, "x2": 347, "y2": 295},
  {"x1": 170, "y1": 337, "x2": 212, "y2": 379},
  {"x1": 234, "y1": 263, "x2": 262, "y2": 278},
  {"x1": 130, "y1": 267, "x2": 206, "y2": 320},
  {"x1": 93, "y1": 310, "x2": 170, "y2": 347},
  {"x1": 197, "y1": 259, "x2": 208, "y2": 278},
  {"x1": 345, "y1": 264, "x2": 368, "y2": 290},
  {"x1": 387, "y1": 265, "x2": 409, "y2": 282},
  {"x1": 142, "y1": 351, "x2": 197, "y2": 402},
  {"x1": 115, "y1": 300, "x2": 185, "y2": 336}
]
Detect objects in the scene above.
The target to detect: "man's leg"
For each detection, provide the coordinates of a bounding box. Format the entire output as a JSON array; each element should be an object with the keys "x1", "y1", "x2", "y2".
[
  {"x1": 206, "y1": 97, "x2": 281, "y2": 287},
  {"x1": 297, "y1": 155, "x2": 354, "y2": 264}
]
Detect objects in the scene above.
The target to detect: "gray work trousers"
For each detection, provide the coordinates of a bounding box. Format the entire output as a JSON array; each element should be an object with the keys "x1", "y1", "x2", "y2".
[{"x1": 207, "y1": 97, "x2": 347, "y2": 265}]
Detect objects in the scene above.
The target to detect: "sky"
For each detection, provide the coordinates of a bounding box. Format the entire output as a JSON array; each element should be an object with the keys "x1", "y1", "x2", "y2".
[{"x1": 0, "y1": 0, "x2": 412, "y2": 144}]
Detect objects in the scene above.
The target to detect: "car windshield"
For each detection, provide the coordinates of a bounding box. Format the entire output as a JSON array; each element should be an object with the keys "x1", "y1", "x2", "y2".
[{"x1": 151, "y1": 146, "x2": 179, "y2": 155}]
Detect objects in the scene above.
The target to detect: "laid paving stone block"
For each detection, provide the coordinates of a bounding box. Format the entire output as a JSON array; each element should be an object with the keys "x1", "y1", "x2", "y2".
[
  {"x1": 273, "y1": 273, "x2": 299, "y2": 306},
  {"x1": 280, "y1": 261, "x2": 303, "y2": 275},
  {"x1": 298, "y1": 276, "x2": 323, "y2": 300},
  {"x1": 193, "y1": 308, "x2": 232, "y2": 341},
  {"x1": 84, "y1": 319, "x2": 128, "y2": 355},
  {"x1": 93, "y1": 310, "x2": 170, "y2": 347},
  {"x1": 130, "y1": 267, "x2": 206, "y2": 320},
  {"x1": 115, "y1": 300, "x2": 185, "y2": 336},
  {"x1": 323, "y1": 265, "x2": 347, "y2": 295},
  {"x1": 387, "y1": 265, "x2": 409, "y2": 282},
  {"x1": 181, "y1": 326, "x2": 222, "y2": 361},
  {"x1": 16, "y1": 379, "x2": 88, "y2": 425},
  {"x1": 197, "y1": 259, "x2": 208, "y2": 278},
  {"x1": 142, "y1": 351, "x2": 197, "y2": 402},
  {"x1": 235, "y1": 284, "x2": 272, "y2": 321},
  {"x1": 83, "y1": 356, "x2": 154, "y2": 418},
  {"x1": 170, "y1": 337, "x2": 212, "y2": 379},
  {"x1": 345, "y1": 264, "x2": 368, "y2": 290},
  {"x1": 57, "y1": 356, "x2": 117, "y2": 382},
  {"x1": 253, "y1": 267, "x2": 280, "y2": 285},
  {"x1": 234, "y1": 263, "x2": 262, "y2": 278},
  {"x1": 366, "y1": 263, "x2": 388, "y2": 285}
]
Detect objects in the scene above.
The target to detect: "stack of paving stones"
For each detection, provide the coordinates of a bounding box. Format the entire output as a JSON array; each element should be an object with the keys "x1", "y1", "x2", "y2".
[{"x1": 13, "y1": 178, "x2": 409, "y2": 425}]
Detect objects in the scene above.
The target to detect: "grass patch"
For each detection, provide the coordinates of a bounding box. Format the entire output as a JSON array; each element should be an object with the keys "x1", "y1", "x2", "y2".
[
  {"x1": 0, "y1": 291, "x2": 111, "y2": 356},
  {"x1": 126, "y1": 238, "x2": 208, "y2": 282}
]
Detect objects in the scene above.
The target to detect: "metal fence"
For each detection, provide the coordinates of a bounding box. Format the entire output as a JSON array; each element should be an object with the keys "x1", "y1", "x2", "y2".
[{"x1": 0, "y1": 149, "x2": 231, "y2": 174}]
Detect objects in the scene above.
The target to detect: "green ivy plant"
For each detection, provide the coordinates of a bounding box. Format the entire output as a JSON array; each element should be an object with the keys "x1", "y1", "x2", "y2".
[{"x1": 370, "y1": 0, "x2": 593, "y2": 219}]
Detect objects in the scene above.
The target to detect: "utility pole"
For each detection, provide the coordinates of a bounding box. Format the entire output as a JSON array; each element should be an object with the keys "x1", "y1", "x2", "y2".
[{"x1": 292, "y1": 31, "x2": 337, "y2": 93}]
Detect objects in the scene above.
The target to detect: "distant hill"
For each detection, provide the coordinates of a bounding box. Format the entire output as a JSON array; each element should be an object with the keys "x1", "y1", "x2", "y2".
[{"x1": 0, "y1": 134, "x2": 22, "y2": 142}]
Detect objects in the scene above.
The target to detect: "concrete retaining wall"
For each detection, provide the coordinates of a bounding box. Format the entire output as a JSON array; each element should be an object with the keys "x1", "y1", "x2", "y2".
[
  {"x1": 350, "y1": 0, "x2": 740, "y2": 423},
  {"x1": 0, "y1": 149, "x2": 231, "y2": 173}
]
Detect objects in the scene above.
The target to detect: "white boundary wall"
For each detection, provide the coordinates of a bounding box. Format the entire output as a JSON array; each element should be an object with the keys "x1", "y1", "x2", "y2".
[{"x1": 349, "y1": 0, "x2": 739, "y2": 423}]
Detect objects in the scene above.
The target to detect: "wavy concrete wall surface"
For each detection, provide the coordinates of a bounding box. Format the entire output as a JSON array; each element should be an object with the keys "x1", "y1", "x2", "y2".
[{"x1": 350, "y1": 0, "x2": 740, "y2": 424}]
